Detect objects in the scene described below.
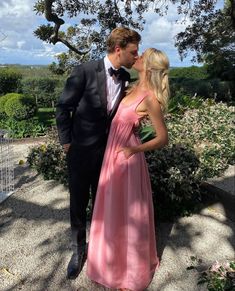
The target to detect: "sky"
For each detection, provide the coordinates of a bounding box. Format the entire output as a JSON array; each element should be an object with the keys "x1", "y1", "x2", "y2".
[{"x1": 0, "y1": 0, "x2": 213, "y2": 67}]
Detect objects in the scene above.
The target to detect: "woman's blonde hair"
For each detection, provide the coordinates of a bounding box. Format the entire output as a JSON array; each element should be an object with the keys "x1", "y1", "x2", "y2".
[{"x1": 143, "y1": 48, "x2": 170, "y2": 112}]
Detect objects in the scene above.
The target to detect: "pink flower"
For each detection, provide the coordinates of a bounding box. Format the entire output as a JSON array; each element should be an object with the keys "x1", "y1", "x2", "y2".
[{"x1": 210, "y1": 261, "x2": 221, "y2": 272}]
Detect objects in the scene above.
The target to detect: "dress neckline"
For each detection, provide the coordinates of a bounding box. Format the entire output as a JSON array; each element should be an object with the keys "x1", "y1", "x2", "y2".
[{"x1": 120, "y1": 92, "x2": 148, "y2": 108}]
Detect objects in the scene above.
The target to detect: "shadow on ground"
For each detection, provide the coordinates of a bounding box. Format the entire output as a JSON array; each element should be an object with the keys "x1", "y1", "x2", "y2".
[{"x1": 0, "y1": 163, "x2": 234, "y2": 290}]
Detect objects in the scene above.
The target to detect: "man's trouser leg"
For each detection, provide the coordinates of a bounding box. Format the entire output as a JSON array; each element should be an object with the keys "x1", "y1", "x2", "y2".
[{"x1": 66, "y1": 143, "x2": 105, "y2": 279}]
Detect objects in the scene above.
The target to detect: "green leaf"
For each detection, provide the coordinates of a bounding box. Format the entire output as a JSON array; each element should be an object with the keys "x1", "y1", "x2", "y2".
[{"x1": 139, "y1": 125, "x2": 155, "y2": 142}]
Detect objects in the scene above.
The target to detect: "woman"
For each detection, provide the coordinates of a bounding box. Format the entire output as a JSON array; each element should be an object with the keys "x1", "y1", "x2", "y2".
[{"x1": 87, "y1": 48, "x2": 170, "y2": 291}]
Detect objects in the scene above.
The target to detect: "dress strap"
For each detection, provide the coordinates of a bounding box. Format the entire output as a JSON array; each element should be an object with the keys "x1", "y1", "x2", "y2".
[{"x1": 133, "y1": 92, "x2": 149, "y2": 111}]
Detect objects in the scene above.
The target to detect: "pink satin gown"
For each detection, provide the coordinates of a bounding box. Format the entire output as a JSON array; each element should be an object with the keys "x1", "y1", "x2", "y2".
[{"x1": 87, "y1": 93, "x2": 159, "y2": 291}]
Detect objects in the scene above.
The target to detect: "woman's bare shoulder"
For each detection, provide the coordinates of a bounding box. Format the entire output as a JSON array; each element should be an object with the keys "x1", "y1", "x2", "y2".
[{"x1": 144, "y1": 91, "x2": 160, "y2": 107}]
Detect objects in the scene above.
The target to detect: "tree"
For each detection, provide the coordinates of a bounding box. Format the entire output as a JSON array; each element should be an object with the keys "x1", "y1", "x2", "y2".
[
  {"x1": 34, "y1": 0, "x2": 235, "y2": 73},
  {"x1": 175, "y1": 0, "x2": 235, "y2": 80}
]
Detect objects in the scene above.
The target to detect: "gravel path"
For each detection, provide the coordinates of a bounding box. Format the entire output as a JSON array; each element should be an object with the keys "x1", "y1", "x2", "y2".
[{"x1": 0, "y1": 141, "x2": 234, "y2": 291}]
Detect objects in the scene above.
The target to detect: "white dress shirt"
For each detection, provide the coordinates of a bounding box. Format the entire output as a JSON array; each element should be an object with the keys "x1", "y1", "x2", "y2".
[{"x1": 104, "y1": 55, "x2": 122, "y2": 112}]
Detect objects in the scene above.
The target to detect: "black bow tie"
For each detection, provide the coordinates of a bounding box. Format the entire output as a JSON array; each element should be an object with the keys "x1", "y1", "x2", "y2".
[{"x1": 108, "y1": 67, "x2": 127, "y2": 81}]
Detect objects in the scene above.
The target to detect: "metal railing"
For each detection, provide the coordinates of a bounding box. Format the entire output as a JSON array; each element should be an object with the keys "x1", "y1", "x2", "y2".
[{"x1": 0, "y1": 130, "x2": 14, "y2": 203}]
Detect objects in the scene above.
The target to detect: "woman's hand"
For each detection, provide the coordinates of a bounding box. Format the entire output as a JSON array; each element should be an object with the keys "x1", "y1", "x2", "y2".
[
  {"x1": 63, "y1": 143, "x2": 71, "y2": 153},
  {"x1": 116, "y1": 147, "x2": 135, "y2": 159}
]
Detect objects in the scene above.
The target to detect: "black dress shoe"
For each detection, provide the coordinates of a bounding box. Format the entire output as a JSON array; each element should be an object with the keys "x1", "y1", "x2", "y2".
[{"x1": 67, "y1": 251, "x2": 86, "y2": 280}]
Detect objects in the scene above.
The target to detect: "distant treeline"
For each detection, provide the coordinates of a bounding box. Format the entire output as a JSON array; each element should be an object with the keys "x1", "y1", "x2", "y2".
[{"x1": 0, "y1": 65, "x2": 234, "y2": 105}]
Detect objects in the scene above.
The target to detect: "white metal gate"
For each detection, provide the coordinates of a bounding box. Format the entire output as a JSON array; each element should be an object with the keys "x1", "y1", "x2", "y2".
[{"x1": 0, "y1": 130, "x2": 14, "y2": 203}]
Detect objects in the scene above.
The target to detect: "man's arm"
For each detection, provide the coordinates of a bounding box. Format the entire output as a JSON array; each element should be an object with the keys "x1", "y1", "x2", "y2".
[{"x1": 56, "y1": 65, "x2": 85, "y2": 147}]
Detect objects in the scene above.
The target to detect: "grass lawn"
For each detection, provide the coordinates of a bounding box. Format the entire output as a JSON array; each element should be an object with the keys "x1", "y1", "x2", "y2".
[{"x1": 36, "y1": 107, "x2": 56, "y2": 126}]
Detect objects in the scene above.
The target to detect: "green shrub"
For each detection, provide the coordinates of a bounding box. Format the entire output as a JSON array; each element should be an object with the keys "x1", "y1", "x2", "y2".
[
  {"x1": 171, "y1": 79, "x2": 212, "y2": 99},
  {"x1": 211, "y1": 80, "x2": 234, "y2": 103},
  {"x1": 167, "y1": 101, "x2": 235, "y2": 179},
  {"x1": 0, "y1": 94, "x2": 14, "y2": 118},
  {"x1": 0, "y1": 118, "x2": 46, "y2": 138},
  {"x1": 27, "y1": 135, "x2": 202, "y2": 220},
  {"x1": 195, "y1": 80, "x2": 213, "y2": 98},
  {"x1": 198, "y1": 260, "x2": 235, "y2": 290},
  {"x1": 168, "y1": 92, "x2": 210, "y2": 114},
  {"x1": 36, "y1": 107, "x2": 56, "y2": 126},
  {"x1": 140, "y1": 100, "x2": 234, "y2": 219},
  {"x1": 27, "y1": 101, "x2": 234, "y2": 220},
  {"x1": 21, "y1": 77, "x2": 65, "y2": 107},
  {"x1": 0, "y1": 68, "x2": 22, "y2": 95},
  {"x1": 27, "y1": 142, "x2": 68, "y2": 186},
  {"x1": 147, "y1": 145, "x2": 201, "y2": 220},
  {"x1": 170, "y1": 78, "x2": 234, "y2": 103},
  {"x1": 4, "y1": 93, "x2": 37, "y2": 120},
  {"x1": 170, "y1": 66, "x2": 209, "y2": 79},
  {"x1": 187, "y1": 257, "x2": 235, "y2": 291}
]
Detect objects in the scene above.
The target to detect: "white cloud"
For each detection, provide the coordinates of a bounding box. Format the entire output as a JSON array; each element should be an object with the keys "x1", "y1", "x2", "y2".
[
  {"x1": 0, "y1": 0, "x2": 67, "y2": 64},
  {"x1": 139, "y1": 5, "x2": 195, "y2": 67},
  {"x1": 0, "y1": 0, "x2": 31, "y2": 18},
  {"x1": 142, "y1": 6, "x2": 192, "y2": 46},
  {"x1": 144, "y1": 18, "x2": 173, "y2": 45},
  {"x1": 1, "y1": 29, "x2": 45, "y2": 51},
  {"x1": 17, "y1": 41, "x2": 26, "y2": 49},
  {"x1": 35, "y1": 43, "x2": 65, "y2": 58},
  {"x1": 0, "y1": 0, "x2": 197, "y2": 66},
  {"x1": 0, "y1": 0, "x2": 41, "y2": 51},
  {"x1": 0, "y1": 0, "x2": 33, "y2": 31}
]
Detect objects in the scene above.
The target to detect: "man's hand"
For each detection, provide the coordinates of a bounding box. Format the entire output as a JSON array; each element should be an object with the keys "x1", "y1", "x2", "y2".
[{"x1": 63, "y1": 143, "x2": 71, "y2": 153}]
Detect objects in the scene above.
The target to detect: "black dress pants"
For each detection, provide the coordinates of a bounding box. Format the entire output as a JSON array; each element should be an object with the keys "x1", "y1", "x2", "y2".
[{"x1": 66, "y1": 142, "x2": 106, "y2": 249}]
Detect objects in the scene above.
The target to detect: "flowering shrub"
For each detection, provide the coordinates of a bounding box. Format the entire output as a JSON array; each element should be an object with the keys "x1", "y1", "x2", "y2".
[
  {"x1": 27, "y1": 142, "x2": 68, "y2": 186},
  {"x1": 146, "y1": 145, "x2": 201, "y2": 220},
  {"x1": 139, "y1": 100, "x2": 234, "y2": 219},
  {"x1": 166, "y1": 101, "x2": 235, "y2": 179},
  {"x1": 27, "y1": 101, "x2": 234, "y2": 219},
  {"x1": 198, "y1": 260, "x2": 235, "y2": 290},
  {"x1": 187, "y1": 257, "x2": 235, "y2": 291},
  {"x1": 168, "y1": 92, "x2": 210, "y2": 115}
]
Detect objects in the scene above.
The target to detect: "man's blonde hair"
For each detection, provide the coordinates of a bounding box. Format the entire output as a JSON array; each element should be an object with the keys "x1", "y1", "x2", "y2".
[{"x1": 106, "y1": 27, "x2": 141, "y2": 53}]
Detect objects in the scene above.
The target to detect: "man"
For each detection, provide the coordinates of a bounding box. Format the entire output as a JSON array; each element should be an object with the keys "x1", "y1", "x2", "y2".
[{"x1": 56, "y1": 27, "x2": 141, "y2": 280}]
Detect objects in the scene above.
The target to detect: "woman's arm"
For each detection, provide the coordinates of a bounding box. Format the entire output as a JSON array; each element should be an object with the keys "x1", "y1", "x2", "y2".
[{"x1": 121, "y1": 93, "x2": 168, "y2": 158}]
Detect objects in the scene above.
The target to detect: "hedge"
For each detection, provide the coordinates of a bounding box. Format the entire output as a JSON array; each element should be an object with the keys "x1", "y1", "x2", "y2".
[
  {"x1": 27, "y1": 101, "x2": 234, "y2": 220},
  {"x1": 4, "y1": 93, "x2": 37, "y2": 120},
  {"x1": 0, "y1": 68, "x2": 22, "y2": 95}
]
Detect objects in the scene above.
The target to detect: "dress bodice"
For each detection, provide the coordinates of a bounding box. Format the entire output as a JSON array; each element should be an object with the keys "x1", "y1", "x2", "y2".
[{"x1": 113, "y1": 93, "x2": 147, "y2": 127}]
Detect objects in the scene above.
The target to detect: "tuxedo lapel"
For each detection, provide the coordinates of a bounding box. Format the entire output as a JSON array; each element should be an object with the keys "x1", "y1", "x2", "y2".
[{"x1": 96, "y1": 59, "x2": 107, "y2": 115}]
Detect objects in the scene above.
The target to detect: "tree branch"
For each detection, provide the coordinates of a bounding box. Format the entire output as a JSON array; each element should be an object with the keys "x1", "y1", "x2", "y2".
[
  {"x1": 44, "y1": 0, "x2": 64, "y2": 44},
  {"x1": 57, "y1": 37, "x2": 91, "y2": 55},
  {"x1": 44, "y1": 0, "x2": 89, "y2": 55}
]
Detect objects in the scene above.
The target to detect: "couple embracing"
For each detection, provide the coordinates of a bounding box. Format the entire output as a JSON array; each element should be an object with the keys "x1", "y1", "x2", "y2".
[{"x1": 56, "y1": 26, "x2": 170, "y2": 291}]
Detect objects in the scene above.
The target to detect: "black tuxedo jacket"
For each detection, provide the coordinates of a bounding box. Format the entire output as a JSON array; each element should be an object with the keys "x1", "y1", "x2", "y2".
[{"x1": 56, "y1": 58, "x2": 130, "y2": 147}]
